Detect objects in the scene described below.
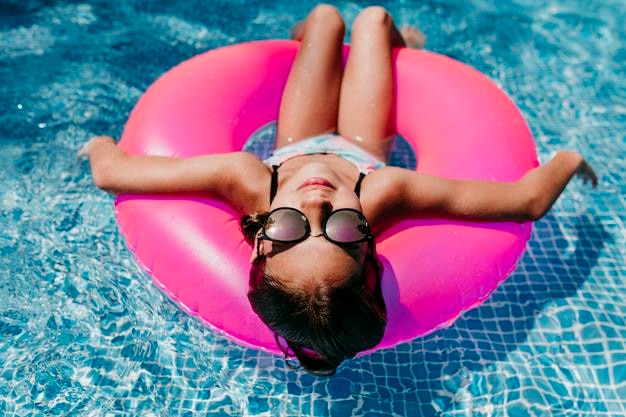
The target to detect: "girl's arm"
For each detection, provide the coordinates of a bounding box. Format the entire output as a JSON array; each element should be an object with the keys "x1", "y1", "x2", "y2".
[
  {"x1": 79, "y1": 135, "x2": 269, "y2": 211},
  {"x1": 385, "y1": 150, "x2": 597, "y2": 221}
]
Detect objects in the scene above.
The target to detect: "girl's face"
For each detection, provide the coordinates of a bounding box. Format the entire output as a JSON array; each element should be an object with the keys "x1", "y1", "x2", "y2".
[{"x1": 251, "y1": 162, "x2": 369, "y2": 289}]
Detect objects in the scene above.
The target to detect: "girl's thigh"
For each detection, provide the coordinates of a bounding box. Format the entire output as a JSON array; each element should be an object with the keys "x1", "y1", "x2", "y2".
[
  {"x1": 338, "y1": 7, "x2": 399, "y2": 162},
  {"x1": 275, "y1": 5, "x2": 345, "y2": 149}
]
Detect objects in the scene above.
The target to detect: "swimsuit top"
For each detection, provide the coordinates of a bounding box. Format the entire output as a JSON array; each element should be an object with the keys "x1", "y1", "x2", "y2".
[
  {"x1": 264, "y1": 134, "x2": 386, "y2": 174},
  {"x1": 264, "y1": 134, "x2": 386, "y2": 205}
]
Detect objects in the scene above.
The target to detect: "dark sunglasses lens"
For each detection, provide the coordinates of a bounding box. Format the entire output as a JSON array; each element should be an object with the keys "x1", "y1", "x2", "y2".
[
  {"x1": 325, "y1": 210, "x2": 368, "y2": 243},
  {"x1": 265, "y1": 209, "x2": 307, "y2": 241}
]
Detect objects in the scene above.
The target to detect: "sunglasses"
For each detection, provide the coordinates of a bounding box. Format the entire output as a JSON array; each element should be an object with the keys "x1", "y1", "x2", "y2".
[
  {"x1": 274, "y1": 333, "x2": 337, "y2": 376},
  {"x1": 256, "y1": 207, "x2": 373, "y2": 259}
]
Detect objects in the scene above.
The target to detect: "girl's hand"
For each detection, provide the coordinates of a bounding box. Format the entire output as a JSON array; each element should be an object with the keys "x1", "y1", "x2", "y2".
[
  {"x1": 78, "y1": 135, "x2": 125, "y2": 194},
  {"x1": 77, "y1": 135, "x2": 116, "y2": 159},
  {"x1": 574, "y1": 158, "x2": 598, "y2": 187},
  {"x1": 554, "y1": 150, "x2": 598, "y2": 188}
]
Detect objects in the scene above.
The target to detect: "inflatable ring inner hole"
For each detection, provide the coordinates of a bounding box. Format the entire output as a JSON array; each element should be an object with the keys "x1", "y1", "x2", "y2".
[{"x1": 243, "y1": 121, "x2": 418, "y2": 170}]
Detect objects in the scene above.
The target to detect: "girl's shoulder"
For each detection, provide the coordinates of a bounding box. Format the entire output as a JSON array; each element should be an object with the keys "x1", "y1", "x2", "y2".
[
  {"x1": 362, "y1": 166, "x2": 408, "y2": 191},
  {"x1": 231, "y1": 150, "x2": 265, "y2": 163},
  {"x1": 224, "y1": 151, "x2": 269, "y2": 174},
  {"x1": 359, "y1": 166, "x2": 410, "y2": 229},
  {"x1": 222, "y1": 152, "x2": 272, "y2": 213}
]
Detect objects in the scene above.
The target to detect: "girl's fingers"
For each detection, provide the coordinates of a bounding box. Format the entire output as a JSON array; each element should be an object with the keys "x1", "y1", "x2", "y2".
[
  {"x1": 577, "y1": 160, "x2": 598, "y2": 187},
  {"x1": 77, "y1": 139, "x2": 94, "y2": 159}
]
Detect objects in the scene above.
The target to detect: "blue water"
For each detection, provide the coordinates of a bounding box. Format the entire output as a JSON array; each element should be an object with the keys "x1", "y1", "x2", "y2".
[{"x1": 1, "y1": 1, "x2": 624, "y2": 416}]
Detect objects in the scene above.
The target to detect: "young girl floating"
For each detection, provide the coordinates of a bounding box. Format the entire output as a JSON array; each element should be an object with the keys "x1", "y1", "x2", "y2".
[{"x1": 81, "y1": 5, "x2": 597, "y2": 375}]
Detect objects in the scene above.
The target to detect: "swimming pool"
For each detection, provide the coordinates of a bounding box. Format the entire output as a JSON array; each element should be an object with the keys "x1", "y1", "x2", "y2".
[{"x1": 0, "y1": 0, "x2": 624, "y2": 415}]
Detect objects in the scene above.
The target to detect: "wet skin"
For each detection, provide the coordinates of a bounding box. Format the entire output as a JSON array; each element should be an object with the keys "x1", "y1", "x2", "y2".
[{"x1": 251, "y1": 156, "x2": 370, "y2": 291}]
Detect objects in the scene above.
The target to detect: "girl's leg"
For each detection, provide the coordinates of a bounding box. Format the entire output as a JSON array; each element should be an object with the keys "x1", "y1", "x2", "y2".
[
  {"x1": 275, "y1": 5, "x2": 345, "y2": 148},
  {"x1": 337, "y1": 7, "x2": 406, "y2": 162}
]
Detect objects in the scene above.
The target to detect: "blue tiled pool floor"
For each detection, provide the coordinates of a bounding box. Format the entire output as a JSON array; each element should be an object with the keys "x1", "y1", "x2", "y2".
[{"x1": 0, "y1": 1, "x2": 624, "y2": 416}]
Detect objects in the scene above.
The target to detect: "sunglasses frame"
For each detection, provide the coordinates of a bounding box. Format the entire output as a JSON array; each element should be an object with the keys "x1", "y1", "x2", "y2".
[
  {"x1": 256, "y1": 207, "x2": 374, "y2": 259},
  {"x1": 274, "y1": 333, "x2": 303, "y2": 370},
  {"x1": 274, "y1": 333, "x2": 337, "y2": 376}
]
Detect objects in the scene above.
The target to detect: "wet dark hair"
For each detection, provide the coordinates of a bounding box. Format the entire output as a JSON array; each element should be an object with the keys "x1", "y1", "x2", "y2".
[{"x1": 241, "y1": 213, "x2": 387, "y2": 375}]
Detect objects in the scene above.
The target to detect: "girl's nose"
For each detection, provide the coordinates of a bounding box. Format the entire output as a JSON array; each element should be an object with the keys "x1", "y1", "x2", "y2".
[{"x1": 300, "y1": 196, "x2": 333, "y2": 232}]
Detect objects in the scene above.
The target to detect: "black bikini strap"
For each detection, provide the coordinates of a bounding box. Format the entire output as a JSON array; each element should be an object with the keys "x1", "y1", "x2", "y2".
[
  {"x1": 354, "y1": 172, "x2": 366, "y2": 198},
  {"x1": 269, "y1": 165, "x2": 279, "y2": 205}
]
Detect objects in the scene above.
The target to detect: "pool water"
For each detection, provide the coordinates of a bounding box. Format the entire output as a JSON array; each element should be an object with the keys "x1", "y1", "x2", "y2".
[{"x1": 1, "y1": 1, "x2": 624, "y2": 416}]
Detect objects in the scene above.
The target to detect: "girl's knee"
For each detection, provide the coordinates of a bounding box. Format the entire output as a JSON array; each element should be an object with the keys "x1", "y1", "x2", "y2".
[
  {"x1": 307, "y1": 4, "x2": 345, "y2": 34},
  {"x1": 352, "y1": 6, "x2": 392, "y2": 32}
]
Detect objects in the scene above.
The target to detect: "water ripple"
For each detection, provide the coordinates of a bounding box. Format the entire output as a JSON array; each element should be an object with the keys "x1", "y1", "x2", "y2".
[{"x1": 0, "y1": 1, "x2": 624, "y2": 416}]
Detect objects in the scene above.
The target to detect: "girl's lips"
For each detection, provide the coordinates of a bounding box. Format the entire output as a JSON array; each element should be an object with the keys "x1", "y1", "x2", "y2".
[{"x1": 297, "y1": 177, "x2": 336, "y2": 190}]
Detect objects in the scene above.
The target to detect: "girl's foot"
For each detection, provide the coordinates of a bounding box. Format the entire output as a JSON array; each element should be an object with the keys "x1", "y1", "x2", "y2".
[{"x1": 400, "y1": 26, "x2": 426, "y2": 49}]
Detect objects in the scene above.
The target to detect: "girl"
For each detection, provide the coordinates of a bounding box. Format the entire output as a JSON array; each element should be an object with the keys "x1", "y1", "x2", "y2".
[{"x1": 81, "y1": 5, "x2": 597, "y2": 375}]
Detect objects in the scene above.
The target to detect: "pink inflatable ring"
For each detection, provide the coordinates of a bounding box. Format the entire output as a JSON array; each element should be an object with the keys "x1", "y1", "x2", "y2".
[{"x1": 116, "y1": 40, "x2": 538, "y2": 354}]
